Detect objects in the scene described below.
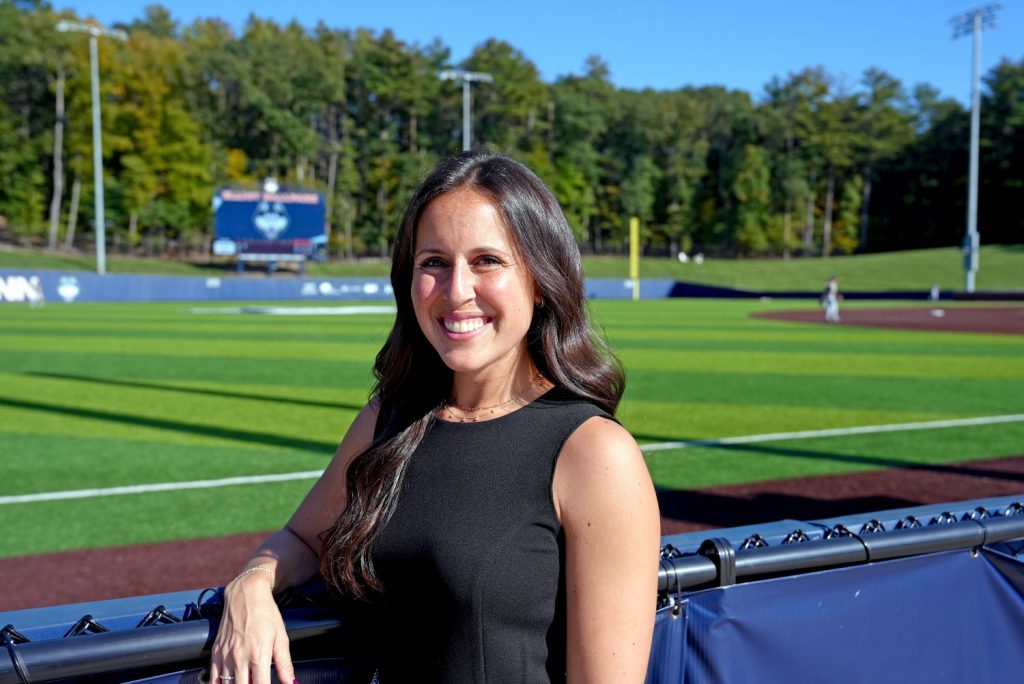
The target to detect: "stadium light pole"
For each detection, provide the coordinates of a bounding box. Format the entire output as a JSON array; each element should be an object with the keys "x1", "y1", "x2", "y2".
[
  {"x1": 439, "y1": 69, "x2": 494, "y2": 151},
  {"x1": 951, "y1": 3, "x2": 1000, "y2": 294},
  {"x1": 56, "y1": 20, "x2": 128, "y2": 275}
]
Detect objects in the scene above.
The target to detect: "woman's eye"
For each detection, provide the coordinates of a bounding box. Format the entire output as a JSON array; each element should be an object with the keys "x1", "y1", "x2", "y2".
[
  {"x1": 476, "y1": 255, "x2": 503, "y2": 267},
  {"x1": 418, "y1": 257, "x2": 446, "y2": 269}
]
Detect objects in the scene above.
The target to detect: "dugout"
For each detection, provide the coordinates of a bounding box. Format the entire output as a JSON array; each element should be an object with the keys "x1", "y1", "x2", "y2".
[{"x1": 3, "y1": 495, "x2": 1023, "y2": 683}]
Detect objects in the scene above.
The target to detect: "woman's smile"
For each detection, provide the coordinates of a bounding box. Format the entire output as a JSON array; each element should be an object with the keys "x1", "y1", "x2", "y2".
[{"x1": 441, "y1": 315, "x2": 492, "y2": 337}]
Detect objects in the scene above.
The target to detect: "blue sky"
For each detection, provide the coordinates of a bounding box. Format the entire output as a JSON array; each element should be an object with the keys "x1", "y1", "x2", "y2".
[{"x1": 61, "y1": 0, "x2": 1022, "y2": 104}]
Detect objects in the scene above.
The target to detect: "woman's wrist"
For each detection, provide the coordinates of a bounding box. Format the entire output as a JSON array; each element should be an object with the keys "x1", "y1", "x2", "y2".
[{"x1": 231, "y1": 563, "x2": 276, "y2": 591}]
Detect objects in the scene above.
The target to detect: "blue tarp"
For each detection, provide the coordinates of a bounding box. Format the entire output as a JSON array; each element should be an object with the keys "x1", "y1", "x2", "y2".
[{"x1": 647, "y1": 547, "x2": 1024, "y2": 683}]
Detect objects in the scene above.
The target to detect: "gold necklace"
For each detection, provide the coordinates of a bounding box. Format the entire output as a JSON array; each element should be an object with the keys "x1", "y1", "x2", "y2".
[{"x1": 442, "y1": 375, "x2": 545, "y2": 423}]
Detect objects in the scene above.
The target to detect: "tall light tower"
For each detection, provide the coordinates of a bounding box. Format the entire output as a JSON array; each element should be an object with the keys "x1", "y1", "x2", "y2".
[
  {"x1": 951, "y1": 3, "x2": 1000, "y2": 293},
  {"x1": 439, "y1": 69, "x2": 494, "y2": 151},
  {"x1": 56, "y1": 20, "x2": 128, "y2": 275}
]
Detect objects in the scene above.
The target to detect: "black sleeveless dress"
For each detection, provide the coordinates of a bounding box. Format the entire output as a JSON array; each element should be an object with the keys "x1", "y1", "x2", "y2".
[{"x1": 370, "y1": 388, "x2": 609, "y2": 683}]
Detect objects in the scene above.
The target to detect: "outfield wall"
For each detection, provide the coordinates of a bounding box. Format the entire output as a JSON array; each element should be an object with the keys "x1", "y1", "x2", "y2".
[
  {"x1": 1, "y1": 268, "x2": 1008, "y2": 304},
  {"x1": 0, "y1": 269, "x2": 680, "y2": 303}
]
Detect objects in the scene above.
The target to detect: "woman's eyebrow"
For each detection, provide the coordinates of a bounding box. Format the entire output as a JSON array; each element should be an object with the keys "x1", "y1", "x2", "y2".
[{"x1": 414, "y1": 245, "x2": 514, "y2": 258}]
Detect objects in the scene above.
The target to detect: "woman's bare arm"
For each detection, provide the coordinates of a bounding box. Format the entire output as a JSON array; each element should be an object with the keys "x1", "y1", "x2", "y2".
[
  {"x1": 554, "y1": 416, "x2": 661, "y2": 683},
  {"x1": 210, "y1": 401, "x2": 379, "y2": 684}
]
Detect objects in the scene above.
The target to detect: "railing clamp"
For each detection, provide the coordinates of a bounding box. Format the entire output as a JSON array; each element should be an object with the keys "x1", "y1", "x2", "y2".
[{"x1": 698, "y1": 537, "x2": 736, "y2": 587}]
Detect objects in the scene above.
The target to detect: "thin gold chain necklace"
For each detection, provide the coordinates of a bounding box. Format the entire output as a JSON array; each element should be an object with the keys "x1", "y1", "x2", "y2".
[{"x1": 442, "y1": 375, "x2": 545, "y2": 423}]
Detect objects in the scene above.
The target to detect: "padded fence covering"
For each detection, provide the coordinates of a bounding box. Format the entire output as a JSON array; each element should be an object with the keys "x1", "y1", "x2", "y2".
[
  {"x1": 646, "y1": 547, "x2": 1024, "y2": 684},
  {"x1": 0, "y1": 269, "x2": 395, "y2": 303}
]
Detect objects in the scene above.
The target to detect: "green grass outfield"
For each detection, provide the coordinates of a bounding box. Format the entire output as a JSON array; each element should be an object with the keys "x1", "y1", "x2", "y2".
[
  {"x1": 0, "y1": 298, "x2": 1022, "y2": 558},
  {"x1": 3, "y1": 244, "x2": 1023, "y2": 292}
]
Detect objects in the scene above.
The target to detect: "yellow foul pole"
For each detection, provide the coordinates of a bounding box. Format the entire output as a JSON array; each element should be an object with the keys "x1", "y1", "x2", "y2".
[{"x1": 629, "y1": 216, "x2": 640, "y2": 301}]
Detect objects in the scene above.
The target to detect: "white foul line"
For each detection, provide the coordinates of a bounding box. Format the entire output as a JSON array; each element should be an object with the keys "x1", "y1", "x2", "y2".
[
  {"x1": 639, "y1": 413, "x2": 1024, "y2": 454},
  {"x1": 0, "y1": 470, "x2": 324, "y2": 505},
  {"x1": 4, "y1": 414, "x2": 1024, "y2": 505}
]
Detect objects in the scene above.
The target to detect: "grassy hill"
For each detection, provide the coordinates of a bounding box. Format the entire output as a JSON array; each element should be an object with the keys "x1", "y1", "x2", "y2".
[{"x1": 1, "y1": 244, "x2": 1021, "y2": 292}]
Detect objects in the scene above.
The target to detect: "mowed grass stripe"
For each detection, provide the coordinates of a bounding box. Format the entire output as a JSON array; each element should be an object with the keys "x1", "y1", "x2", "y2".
[
  {"x1": 620, "y1": 349, "x2": 1024, "y2": 379},
  {"x1": 2, "y1": 434, "x2": 330, "y2": 494},
  {"x1": 0, "y1": 333, "x2": 384, "y2": 361},
  {"x1": 0, "y1": 353, "x2": 375, "y2": 387},
  {"x1": 619, "y1": 402, "x2": 987, "y2": 443},
  {"x1": 0, "y1": 325, "x2": 392, "y2": 345},
  {"x1": 626, "y1": 370, "x2": 1022, "y2": 415},
  {"x1": 0, "y1": 374, "x2": 360, "y2": 448},
  {"x1": 0, "y1": 480, "x2": 314, "y2": 557}
]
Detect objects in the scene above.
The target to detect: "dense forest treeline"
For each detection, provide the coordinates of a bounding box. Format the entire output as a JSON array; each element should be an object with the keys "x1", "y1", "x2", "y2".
[{"x1": 1, "y1": 1, "x2": 1021, "y2": 259}]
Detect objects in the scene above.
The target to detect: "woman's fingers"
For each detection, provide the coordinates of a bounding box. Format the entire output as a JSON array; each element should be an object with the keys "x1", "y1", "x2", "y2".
[
  {"x1": 273, "y1": 632, "x2": 296, "y2": 684},
  {"x1": 211, "y1": 581, "x2": 288, "y2": 684}
]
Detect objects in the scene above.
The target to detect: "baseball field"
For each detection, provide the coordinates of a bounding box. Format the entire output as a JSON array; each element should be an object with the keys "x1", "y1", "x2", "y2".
[{"x1": 1, "y1": 297, "x2": 1022, "y2": 610}]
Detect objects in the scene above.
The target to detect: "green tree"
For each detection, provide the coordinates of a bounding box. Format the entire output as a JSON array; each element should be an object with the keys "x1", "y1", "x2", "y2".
[
  {"x1": 107, "y1": 27, "x2": 211, "y2": 247},
  {"x1": 550, "y1": 56, "x2": 614, "y2": 249},
  {"x1": 731, "y1": 144, "x2": 772, "y2": 253},
  {"x1": 980, "y1": 58, "x2": 1024, "y2": 243},
  {"x1": 851, "y1": 68, "x2": 913, "y2": 250},
  {"x1": 462, "y1": 39, "x2": 546, "y2": 152},
  {"x1": 0, "y1": 1, "x2": 56, "y2": 235}
]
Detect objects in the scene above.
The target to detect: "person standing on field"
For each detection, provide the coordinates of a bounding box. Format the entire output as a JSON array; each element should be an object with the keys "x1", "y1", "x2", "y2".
[{"x1": 822, "y1": 276, "x2": 841, "y2": 323}]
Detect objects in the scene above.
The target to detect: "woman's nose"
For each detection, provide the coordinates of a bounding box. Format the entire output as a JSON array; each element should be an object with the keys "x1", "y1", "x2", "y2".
[{"x1": 447, "y1": 261, "x2": 475, "y2": 302}]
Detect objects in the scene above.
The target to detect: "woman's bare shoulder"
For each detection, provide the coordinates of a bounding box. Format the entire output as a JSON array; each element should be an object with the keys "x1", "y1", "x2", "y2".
[{"x1": 553, "y1": 415, "x2": 653, "y2": 523}]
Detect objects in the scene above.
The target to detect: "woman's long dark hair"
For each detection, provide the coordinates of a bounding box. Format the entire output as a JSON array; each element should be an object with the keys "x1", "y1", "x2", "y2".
[{"x1": 319, "y1": 150, "x2": 625, "y2": 598}]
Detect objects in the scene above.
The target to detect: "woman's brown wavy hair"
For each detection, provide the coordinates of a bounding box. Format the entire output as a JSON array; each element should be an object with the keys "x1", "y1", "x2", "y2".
[{"x1": 319, "y1": 150, "x2": 625, "y2": 598}]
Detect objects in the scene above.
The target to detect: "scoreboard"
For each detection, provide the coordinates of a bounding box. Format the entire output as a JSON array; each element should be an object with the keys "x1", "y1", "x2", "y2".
[{"x1": 212, "y1": 187, "x2": 326, "y2": 261}]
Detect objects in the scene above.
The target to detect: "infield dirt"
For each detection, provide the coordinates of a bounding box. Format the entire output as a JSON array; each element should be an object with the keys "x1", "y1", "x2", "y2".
[{"x1": 755, "y1": 305, "x2": 1024, "y2": 335}]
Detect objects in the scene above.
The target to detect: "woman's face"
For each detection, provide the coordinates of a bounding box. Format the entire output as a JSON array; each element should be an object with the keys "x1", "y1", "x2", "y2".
[{"x1": 411, "y1": 186, "x2": 537, "y2": 379}]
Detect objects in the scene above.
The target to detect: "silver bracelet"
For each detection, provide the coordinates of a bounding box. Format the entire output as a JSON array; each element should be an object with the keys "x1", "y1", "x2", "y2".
[{"x1": 233, "y1": 564, "x2": 275, "y2": 589}]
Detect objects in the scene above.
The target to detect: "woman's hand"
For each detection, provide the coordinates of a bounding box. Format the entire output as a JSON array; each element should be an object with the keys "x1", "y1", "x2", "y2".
[
  {"x1": 210, "y1": 570, "x2": 295, "y2": 684},
  {"x1": 207, "y1": 401, "x2": 379, "y2": 684}
]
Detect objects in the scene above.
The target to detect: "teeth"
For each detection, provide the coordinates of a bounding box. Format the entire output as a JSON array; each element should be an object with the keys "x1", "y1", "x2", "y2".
[{"x1": 444, "y1": 318, "x2": 485, "y2": 334}]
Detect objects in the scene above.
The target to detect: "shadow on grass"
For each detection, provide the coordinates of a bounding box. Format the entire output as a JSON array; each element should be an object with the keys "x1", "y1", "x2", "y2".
[
  {"x1": 653, "y1": 441, "x2": 1024, "y2": 529},
  {"x1": 24, "y1": 372, "x2": 365, "y2": 413},
  {"x1": 657, "y1": 489, "x2": 915, "y2": 529},
  {"x1": 689, "y1": 442, "x2": 1024, "y2": 483},
  {"x1": 0, "y1": 396, "x2": 336, "y2": 455}
]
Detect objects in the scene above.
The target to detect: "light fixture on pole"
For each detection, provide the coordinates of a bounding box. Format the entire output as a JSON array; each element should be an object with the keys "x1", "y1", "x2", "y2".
[
  {"x1": 439, "y1": 69, "x2": 494, "y2": 151},
  {"x1": 951, "y1": 3, "x2": 1000, "y2": 293},
  {"x1": 56, "y1": 20, "x2": 128, "y2": 275}
]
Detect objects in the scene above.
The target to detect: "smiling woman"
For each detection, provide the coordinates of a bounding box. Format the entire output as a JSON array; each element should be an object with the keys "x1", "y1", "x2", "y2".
[{"x1": 210, "y1": 151, "x2": 660, "y2": 684}]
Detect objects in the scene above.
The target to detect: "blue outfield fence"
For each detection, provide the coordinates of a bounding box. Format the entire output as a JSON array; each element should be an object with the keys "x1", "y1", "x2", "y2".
[
  {"x1": 0, "y1": 269, "x2": 677, "y2": 303},
  {"x1": 2, "y1": 495, "x2": 1023, "y2": 683},
  {"x1": 2, "y1": 269, "x2": 990, "y2": 304},
  {"x1": 0, "y1": 270, "x2": 395, "y2": 304}
]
